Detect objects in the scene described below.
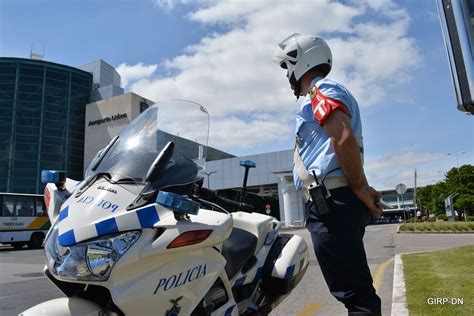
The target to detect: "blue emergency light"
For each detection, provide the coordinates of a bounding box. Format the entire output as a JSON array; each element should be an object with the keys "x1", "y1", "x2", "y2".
[
  {"x1": 239, "y1": 160, "x2": 256, "y2": 168},
  {"x1": 156, "y1": 191, "x2": 200, "y2": 215},
  {"x1": 41, "y1": 170, "x2": 67, "y2": 184}
]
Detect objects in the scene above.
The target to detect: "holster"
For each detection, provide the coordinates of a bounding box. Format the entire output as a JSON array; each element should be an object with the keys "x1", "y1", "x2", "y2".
[{"x1": 309, "y1": 182, "x2": 332, "y2": 216}]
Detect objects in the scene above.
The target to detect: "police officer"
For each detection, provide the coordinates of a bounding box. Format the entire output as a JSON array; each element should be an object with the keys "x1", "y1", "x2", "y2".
[{"x1": 273, "y1": 33, "x2": 382, "y2": 315}]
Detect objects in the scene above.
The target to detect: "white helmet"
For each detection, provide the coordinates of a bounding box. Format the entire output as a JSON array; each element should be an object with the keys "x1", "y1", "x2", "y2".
[{"x1": 273, "y1": 33, "x2": 332, "y2": 97}]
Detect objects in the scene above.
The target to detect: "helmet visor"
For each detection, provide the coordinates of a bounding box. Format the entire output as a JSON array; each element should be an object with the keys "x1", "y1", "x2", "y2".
[
  {"x1": 274, "y1": 33, "x2": 301, "y2": 69},
  {"x1": 277, "y1": 33, "x2": 301, "y2": 50}
]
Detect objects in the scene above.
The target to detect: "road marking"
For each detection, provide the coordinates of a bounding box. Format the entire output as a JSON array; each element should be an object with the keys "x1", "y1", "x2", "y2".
[
  {"x1": 294, "y1": 257, "x2": 393, "y2": 315},
  {"x1": 373, "y1": 257, "x2": 394, "y2": 291},
  {"x1": 296, "y1": 302, "x2": 322, "y2": 316}
]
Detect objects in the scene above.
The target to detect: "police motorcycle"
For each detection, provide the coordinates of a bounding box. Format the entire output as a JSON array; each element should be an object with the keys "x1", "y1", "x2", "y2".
[{"x1": 21, "y1": 100, "x2": 309, "y2": 316}]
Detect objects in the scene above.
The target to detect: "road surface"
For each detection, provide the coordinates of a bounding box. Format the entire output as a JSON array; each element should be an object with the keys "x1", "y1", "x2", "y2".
[{"x1": 1, "y1": 224, "x2": 473, "y2": 315}]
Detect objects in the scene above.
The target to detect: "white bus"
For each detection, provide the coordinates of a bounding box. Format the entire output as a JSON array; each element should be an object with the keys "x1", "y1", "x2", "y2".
[{"x1": 0, "y1": 192, "x2": 50, "y2": 249}]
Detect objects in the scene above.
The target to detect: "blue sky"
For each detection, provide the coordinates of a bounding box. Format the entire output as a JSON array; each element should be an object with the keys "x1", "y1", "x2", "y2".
[{"x1": 1, "y1": 0, "x2": 473, "y2": 190}]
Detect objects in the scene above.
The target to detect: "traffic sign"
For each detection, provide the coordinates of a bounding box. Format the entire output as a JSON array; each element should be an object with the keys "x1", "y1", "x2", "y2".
[
  {"x1": 396, "y1": 183, "x2": 407, "y2": 195},
  {"x1": 265, "y1": 203, "x2": 271, "y2": 215}
]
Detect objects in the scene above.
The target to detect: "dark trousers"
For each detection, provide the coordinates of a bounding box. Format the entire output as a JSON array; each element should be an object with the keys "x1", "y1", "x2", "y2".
[{"x1": 306, "y1": 186, "x2": 381, "y2": 315}]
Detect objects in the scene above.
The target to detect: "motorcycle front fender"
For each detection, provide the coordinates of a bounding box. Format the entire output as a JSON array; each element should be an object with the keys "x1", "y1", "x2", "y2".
[{"x1": 19, "y1": 297, "x2": 103, "y2": 316}]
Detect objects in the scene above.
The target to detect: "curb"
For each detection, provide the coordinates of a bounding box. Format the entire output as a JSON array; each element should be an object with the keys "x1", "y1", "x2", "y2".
[
  {"x1": 397, "y1": 231, "x2": 474, "y2": 234},
  {"x1": 391, "y1": 254, "x2": 409, "y2": 316}
]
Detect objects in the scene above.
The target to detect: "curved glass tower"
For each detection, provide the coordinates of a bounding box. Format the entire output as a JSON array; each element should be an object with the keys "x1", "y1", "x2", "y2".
[{"x1": 0, "y1": 58, "x2": 92, "y2": 193}]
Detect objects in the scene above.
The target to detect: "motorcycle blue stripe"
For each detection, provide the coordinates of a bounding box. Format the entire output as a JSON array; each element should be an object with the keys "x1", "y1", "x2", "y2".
[
  {"x1": 224, "y1": 304, "x2": 235, "y2": 316},
  {"x1": 59, "y1": 229, "x2": 76, "y2": 246},
  {"x1": 233, "y1": 276, "x2": 246, "y2": 288},
  {"x1": 252, "y1": 266, "x2": 264, "y2": 283},
  {"x1": 95, "y1": 217, "x2": 119, "y2": 236},
  {"x1": 58, "y1": 206, "x2": 69, "y2": 223},
  {"x1": 284, "y1": 264, "x2": 295, "y2": 279},
  {"x1": 136, "y1": 206, "x2": 160, "y2": 228}
]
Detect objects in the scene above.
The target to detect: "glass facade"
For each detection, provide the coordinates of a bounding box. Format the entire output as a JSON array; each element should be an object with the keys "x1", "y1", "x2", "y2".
[
  {"x1": 380, "y1": 188, "x2": 415, "y2": 209},
  {"x1": 0, "y1": 58, "x2": 92, "y2": 194}
]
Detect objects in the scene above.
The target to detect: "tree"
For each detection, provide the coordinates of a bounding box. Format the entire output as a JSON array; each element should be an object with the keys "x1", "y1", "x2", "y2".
[
  {"x1": 418, "y1": 164, "x2": 474, "y2": 218},
  {"x1": 446, "y1": 165, "x2": 474, "y2": 216},
  {"x1": 430, "y1": 182, "x2": 448, "y2": 215},
  {"x1": 417, "y1": 182, "x2": 448, "y2": 215},
  {"x1": 417, "y1": 184, "x2": 434, "y2": 213}
]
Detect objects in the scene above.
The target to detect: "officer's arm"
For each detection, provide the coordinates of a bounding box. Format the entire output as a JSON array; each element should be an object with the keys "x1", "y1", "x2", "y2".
[
  {"x1": 322, "y1": 110, "x2": 382, "y2": 215},
  {"x1": 322, "y1": 110, "x2": 366, "y2": 191}
]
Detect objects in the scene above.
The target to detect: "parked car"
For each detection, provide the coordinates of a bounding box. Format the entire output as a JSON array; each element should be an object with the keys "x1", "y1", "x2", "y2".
[
  {"x1": 390, "y1": 217, "x2": 402, "y2": 224},
  {"x1": 373, "y1": 216, "x2": 390, "y2": 224},
  {"x1": 372, "y1": 216, "x2": 390, "y2": 224}
]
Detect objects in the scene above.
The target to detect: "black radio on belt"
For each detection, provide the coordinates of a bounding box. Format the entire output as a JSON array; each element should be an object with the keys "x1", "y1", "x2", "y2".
[{"x1": 309, "y1": 171, "x2": 332, "y2": 216}]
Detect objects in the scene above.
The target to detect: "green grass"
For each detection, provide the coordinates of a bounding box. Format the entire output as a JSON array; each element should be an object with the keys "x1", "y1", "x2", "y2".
[
  {"x1": 399, "y1": 221, "x2": 474, "y2": 232},
  {"x1": 403, "y1": 245, "x2": 474, "y2": 316}
]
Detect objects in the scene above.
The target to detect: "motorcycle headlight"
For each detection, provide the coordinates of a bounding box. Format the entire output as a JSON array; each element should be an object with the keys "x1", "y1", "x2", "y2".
[
  {"x1": 86, "y1": 241, "x2": 115, "y2": 277},
  {"x1": 44, "y1": 221, "x2": 140, "y2": 281}
]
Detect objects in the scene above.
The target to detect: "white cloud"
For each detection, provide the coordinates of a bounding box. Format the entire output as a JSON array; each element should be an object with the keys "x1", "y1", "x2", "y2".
[
  {"x1": 188, "y1": 1, "x2": 269, "y2": 25},
  {"x1": 209, "y1": 116, "x2": 291, "y2": 151},
  {"x1": 116, "y1": 63, "x2": 158, "y2": 88},
  {"x1": 366, "y1": 152, "x2": 444, "y2": 174},
  {"x1": 126, "y1": 0, "x2": 421, "y2": 151},
  {"x1": 365, "y1": 151, "x2": 445, "y2": 190}
]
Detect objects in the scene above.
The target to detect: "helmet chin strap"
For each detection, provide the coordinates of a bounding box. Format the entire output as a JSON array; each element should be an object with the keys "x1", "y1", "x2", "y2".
[
  {"x1": 289, "y1": 73, "x2": 301, "y2": 99},
  {"x1": 293, "y1": 82, "x2": 301, "y2": 99}
]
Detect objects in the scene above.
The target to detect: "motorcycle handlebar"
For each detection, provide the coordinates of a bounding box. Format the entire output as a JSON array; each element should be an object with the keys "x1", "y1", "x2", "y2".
[
  {"x1": 216, "y1": 195, "x2": 255, "y2": 212},
  {"x1": 200, "y1": 188, "x2": 255, "y2": 212}
]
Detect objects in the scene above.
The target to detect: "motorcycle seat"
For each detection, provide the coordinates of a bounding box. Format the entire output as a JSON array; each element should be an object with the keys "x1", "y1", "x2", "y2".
[{"x1": 222, "y1": 227, "x2": 257, "y2": 280}]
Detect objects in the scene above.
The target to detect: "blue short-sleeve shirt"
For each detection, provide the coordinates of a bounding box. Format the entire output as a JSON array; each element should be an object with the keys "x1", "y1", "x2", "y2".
[{"x1": 293, "y1": 76, "x2": 364, "y2": 189}]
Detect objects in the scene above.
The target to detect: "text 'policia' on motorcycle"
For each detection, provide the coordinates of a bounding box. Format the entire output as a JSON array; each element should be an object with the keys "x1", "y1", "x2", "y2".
[
  {"x1": 154, "y1": 263, "x2": 207, "y2": 294},
  {"x1": 21, "y1": 100, "x2": 310, "y2": 316},
  {"x1": 76, "y1": 195, "x2": 119, "y2": 213}
]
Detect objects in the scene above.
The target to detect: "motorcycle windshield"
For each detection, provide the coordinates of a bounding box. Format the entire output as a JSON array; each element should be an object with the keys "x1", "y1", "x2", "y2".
[{"x1": 93, "y1": 100, "x2": 210, "y2": 185}]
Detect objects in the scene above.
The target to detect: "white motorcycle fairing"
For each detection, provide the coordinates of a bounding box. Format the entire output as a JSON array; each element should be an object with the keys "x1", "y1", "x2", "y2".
[
  {"x1": 101, "y1": 208, "x2": 234, "y2": 315},
  {"x1": 54, "y1": 178, "x2": 172, "y2": 247}
]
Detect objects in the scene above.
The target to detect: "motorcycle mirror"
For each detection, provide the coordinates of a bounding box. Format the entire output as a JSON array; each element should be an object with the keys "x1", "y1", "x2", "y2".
[
  {"x1": 41, "y1": 170, "x2": 66, "y2": 184},
  {"x1": 91, "y1": 135, "x2": 119, "y2": 171},
  {"x1": 145, "y1": 141, "x2": 175, "y2": 183}
]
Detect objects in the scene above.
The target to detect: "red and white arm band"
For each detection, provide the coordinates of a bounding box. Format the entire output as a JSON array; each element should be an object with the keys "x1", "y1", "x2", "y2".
[{"x1": 310, "y1": 89, "x2": 349, "y2": 125}]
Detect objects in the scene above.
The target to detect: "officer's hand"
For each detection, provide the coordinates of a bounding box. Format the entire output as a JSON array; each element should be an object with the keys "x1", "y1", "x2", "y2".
[{"x1": 354, "y1": 185, "x2": 382, "y2": 216}]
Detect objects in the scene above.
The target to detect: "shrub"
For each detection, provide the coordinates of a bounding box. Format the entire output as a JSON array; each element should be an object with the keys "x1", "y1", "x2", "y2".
[
  {"x1": 466, "y1": 216, "x2": 474, "y2": 222},
  {"x1": 399, "y1": 222, "x2": 474, "y2": 232},
  {"x1": 453, "y1": 223, "x2": 463, "y2": 231},
  {"x1": 437, "y1": 214, "x2": 448, "y2": 221},
  {"x1": 418, "y1": 224, "x2": 429, "y2": 231}
]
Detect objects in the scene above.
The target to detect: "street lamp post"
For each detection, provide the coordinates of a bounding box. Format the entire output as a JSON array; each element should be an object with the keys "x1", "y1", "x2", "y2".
[
  {"x1": 447, "y1": 151, "x2": 466, "y2": 172},
  {"x1": 202, "y1": 171, "x2": 217, "y2": 188},
  {"x1": 447, "y1": 151, "x2": 466, "y2": 220}
]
